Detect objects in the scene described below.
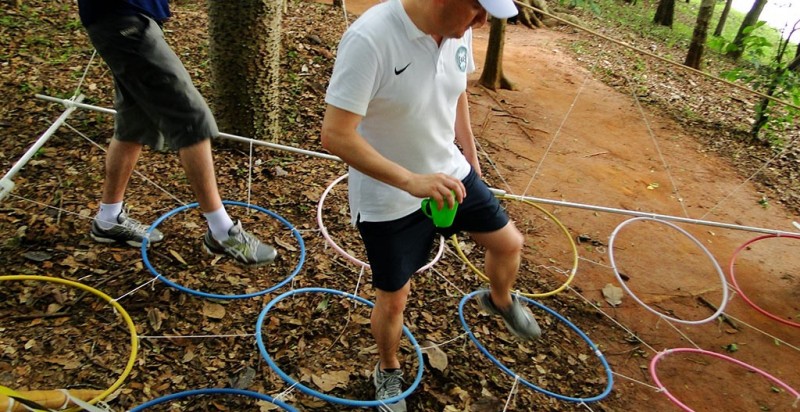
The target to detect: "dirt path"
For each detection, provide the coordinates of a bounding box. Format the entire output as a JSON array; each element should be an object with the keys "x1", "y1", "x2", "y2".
[{"x1": 330, "y1": 1, "x2": 800, "y2": 410}]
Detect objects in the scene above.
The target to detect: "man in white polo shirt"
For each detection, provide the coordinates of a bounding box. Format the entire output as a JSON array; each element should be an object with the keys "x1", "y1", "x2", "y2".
[{"x1": 321, "y1": 0, "x2": 540, "y2": 410}]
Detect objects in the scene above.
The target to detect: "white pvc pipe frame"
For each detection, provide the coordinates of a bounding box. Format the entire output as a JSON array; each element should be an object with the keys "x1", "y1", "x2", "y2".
[{"x1": 5, "y1": 93, "x2": 796, "y2": 239}]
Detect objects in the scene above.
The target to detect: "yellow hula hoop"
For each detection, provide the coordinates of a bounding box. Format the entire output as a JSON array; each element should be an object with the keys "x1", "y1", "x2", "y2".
[
  {"x1": 450, "y1": 195, "x2": 578, "y2": 298},
  {"x1": 0, "y1": 275, "x2": 138, "y2": 411}
]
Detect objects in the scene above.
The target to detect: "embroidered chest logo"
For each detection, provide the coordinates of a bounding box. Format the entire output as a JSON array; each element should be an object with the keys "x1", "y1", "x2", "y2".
[{"x1": 456, "y1": 46, "x2": 468, "y2": 72}]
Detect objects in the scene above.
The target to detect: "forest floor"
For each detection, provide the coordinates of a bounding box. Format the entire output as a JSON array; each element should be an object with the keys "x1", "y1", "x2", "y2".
[{"x1": 1, "y1": 0, "x2": 799, "y2": 411}]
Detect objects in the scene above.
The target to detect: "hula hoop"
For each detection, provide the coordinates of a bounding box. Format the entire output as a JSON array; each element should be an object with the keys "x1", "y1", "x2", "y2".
[
  {"x1": 450, "y1": 194, "x2": 578, "y2": 298},
  {"x1": 650, "y1": 347, "x2": 800, "y2": 412},
  {"x1": 255, "y1": 287, "x2": 424, "y2": 408},
  {"x1": 142, "y1": 200, "x2": 305, "y2": 300},
  {"x1": 316, "y1": 173, "x2": 444, "y2": 271},
  {"x1": 728, "y1": 234, "x2": 800, "y2": 328},
  {"x1": 128, "y1": 388, "x2": 298, "y2": 412},
  {"x1": 458, "y1": 290, "x2": 613, "y2": 403},
  {"x1": 608, "y1": 217, "x2": 729, "y2": 325},
  {"x1": 0, "y1": 275, "x2": 138, "y2": 412}
]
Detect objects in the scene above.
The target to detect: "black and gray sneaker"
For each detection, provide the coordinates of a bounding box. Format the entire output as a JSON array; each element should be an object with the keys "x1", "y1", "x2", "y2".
[
  {"x1": 203, "y1": 220, "x2": 277, "y2": 266},
  {"x1": 478, "y1": 290, "x2": 542, "y2": 341},
  {"x1": 373, "y1": 362, "x2": 406, "y2": 412},
  {"x1": 91, "y1": 211, "x2": 164, "y2": 247}
]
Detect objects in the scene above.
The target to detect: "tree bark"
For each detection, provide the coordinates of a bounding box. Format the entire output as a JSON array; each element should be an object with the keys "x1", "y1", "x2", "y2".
[
  {"x1": 653, "y1": 0, "x2": 675, "y2": 28},
  {"x1": 713, "y1": 0, "x2": 733, "y2": 37},
  {"x1": 208, "y1": 1, "x2": 283, "y2": 141},
  {"x1": 479, "y1": 17, "x2": 515, "y2": 91},
  {"x1": 727, "y1": 0, "x2": 769, "y2": 60},
  {"x1": 685, "y1": 0, "x2": 716, "y2": 69}
]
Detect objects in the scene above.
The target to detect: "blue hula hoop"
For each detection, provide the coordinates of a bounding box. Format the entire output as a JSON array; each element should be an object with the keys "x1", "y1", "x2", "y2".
[
  {"x1": 141, "y1": 200, "x2": 305, "y2": 300},
  {"x1": 255, "y1": 287, "x2": 425, "y2": 408},
  {"x1": 128, "y1": 388, "x2": 298, "y2": 411},
  {"x1": 458, "y1": 290, "x2": 614, "y2": 403}
]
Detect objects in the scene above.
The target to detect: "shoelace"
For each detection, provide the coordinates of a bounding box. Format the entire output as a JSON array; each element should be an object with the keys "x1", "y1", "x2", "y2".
[
  {"x1": 229, "y1": 228, "x2": 262, "y2": 253},
  {"x1": 119, "y1": 217, "x2": 150, "y2": 235},
  {"x1": 378, "y1": 373, "x2": 404, "y2": 397}
]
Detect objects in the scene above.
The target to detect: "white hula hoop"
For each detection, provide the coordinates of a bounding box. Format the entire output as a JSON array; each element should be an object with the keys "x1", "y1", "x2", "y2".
[
  {"x1": 317, "y1": 173, "x2": 444, "y2": 271},
  {"x1": 608, "y1": 217, "x2": 729, "y2": 325}
]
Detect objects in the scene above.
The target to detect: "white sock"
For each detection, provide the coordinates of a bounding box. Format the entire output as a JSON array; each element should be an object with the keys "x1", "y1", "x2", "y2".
[
  {"x1": 204, "y1": 207, "x2": 234, "y2": 241},
  {"x1": 96, "y1": 202, "x2": 123, "y2": 230}
]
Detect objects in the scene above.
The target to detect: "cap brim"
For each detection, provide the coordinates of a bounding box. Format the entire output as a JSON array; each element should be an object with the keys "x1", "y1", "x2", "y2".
[{"x1": 478, "y1": 0, "x2": 518, "y2": 19}]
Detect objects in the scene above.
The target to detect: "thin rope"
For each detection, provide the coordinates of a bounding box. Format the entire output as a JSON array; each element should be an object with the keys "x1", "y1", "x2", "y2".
[
  {"x1": 64, "y1": 122, "x2": 188, "y2": 206},
  {"x1": 72, "y1": 49, "x2": 97, "y2": 99},
  {"x1": 619, "y1": 55, "x2": 690, "y2": 218},
  {"x1": 501, "y1": 375, "x2": 519, "y2": 412},
  {"x1": 520, "y1": 72, "x2": 591, "y2": 198},
  {"x1": 612, "y1": 371, "x2": 660, "y2": 391},
  {"x1": 723, "y1": 312, "x2": 800, "y2": 352},
  {"x1": 512, "y1": 0, "x2": 800, "y2": 111},
  {"x1": 113, "y1": 278, "x2": 158, "y2": 302},
  {"x1": 417, "y1": 333, "x2": 469, "y2": 351},
  {"x1": 431, "y1": 264, "x2": 468, "y2": 296},
  {"x1": 247, "y1": 140, "x2": 254, "y2": 213},
  {"x1": 700, "y1": 134, "x2": 800, "y2": 220},
  {"x1": 138, "y1": 333, "x2": 253, "y2": 339}
]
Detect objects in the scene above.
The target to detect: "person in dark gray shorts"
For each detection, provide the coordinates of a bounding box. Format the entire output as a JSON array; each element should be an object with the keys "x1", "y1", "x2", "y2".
[
  {"x1": 321, "y1": 0, "x2": 540, "y2": 409},
  {"x1": 78, "y1": 0, "x2": 275, "y2": 266}
]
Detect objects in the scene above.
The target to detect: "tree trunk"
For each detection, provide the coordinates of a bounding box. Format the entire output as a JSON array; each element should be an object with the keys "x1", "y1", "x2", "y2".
[
  {"x1": 727, "y1": 0, "x2": 769, "y2": 60},
  {"x1": 208, "y1": 1, "x2": 283, "y2": 141},
  {"x1": 653, "y1": 0, "x2": 675, "y2": 28},
  {"x1": 685, "y1": 0, "x2": 716, "y2": 69},
  {"x1": 713, "y1": 0, "x2": 733, "y2": 37},
  {"x1": 480, "y1": 17, "x2": 515, "y2": 91},
  {"x1": 516, "y1": 0, "x2": 547, "y2": 29}
]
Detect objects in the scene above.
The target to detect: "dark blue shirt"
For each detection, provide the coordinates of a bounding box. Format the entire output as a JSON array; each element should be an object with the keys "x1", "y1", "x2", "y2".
[{"x1": 77, "y1": 0, "x2": 171, "y2": 27}]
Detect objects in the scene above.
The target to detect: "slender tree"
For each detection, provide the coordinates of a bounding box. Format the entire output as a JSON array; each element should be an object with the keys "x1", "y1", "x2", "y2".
[
  {"x1": 685, "y1": 0, "x2": 716, "y2": 69},
  {"x1": 713, "y1": 0, "x2": 734, "y2": 36},
  {"x1": 480, "y1": 17, "x2": 515, "y2": 90},
  {"x1": 208, "y1": 1, "x2": 283, "y2": 141},
  {"x1": 653, "y1": 0, "x2": 675, "y2": 27},
  {"x1": 727, "y1": 0, "x2": 769, "y2": 60}
]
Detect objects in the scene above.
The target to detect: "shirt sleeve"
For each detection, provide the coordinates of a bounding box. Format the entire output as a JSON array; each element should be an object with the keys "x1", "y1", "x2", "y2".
[{"x1": 325, "y1": 31, "x2": 381, "y2": 117}]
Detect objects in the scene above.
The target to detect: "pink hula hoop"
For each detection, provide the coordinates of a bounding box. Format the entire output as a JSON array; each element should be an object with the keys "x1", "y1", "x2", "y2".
[
  {"x1": 316, "y1": 173, "x2": 444, "y2": 271},
  {"x1": 728, "y1": 234, "x2": 800, "y2": 328},
  {"x1": 650, "y1": 347, "x2": 800, "y2": 411}
]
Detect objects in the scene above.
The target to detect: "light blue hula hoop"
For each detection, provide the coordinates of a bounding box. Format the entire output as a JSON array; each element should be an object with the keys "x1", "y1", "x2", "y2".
[
  {"x1": 458, "y1": 290, "x2": 614, "y2": 403},
  {"x1": 128, "y1": 388, "x2": 297, "y2": 411},
  {"x1": 141, "y1": 200, "x2": 305, "y2": 300},
  {"x1": 255, "y1": 287, "x2": 425, "y2": 408}
]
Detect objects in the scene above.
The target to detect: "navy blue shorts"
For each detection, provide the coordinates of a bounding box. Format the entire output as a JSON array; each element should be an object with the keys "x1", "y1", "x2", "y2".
[
  {"x1": 86, "y1": 14, "x2": 218, "y2": 151},
  {"x1": 357, "y1": 168, "x2": 508, "y2": 292}
]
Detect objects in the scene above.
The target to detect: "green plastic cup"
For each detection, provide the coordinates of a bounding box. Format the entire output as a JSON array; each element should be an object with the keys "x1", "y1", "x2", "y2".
[{"x1": 421, "y1": 194, "x2": 459, "y2": 228}]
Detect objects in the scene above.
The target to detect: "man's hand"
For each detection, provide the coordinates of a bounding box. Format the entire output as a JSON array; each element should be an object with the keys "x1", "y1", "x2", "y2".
[{"x1": 402, "y1": 173, "x2": 466, "y2": 210}]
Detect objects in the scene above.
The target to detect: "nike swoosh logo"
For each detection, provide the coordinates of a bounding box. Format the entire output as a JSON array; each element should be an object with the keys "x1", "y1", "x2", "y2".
[{"x1": 394, "y1": 62, "x2": 412, "y2": 75}]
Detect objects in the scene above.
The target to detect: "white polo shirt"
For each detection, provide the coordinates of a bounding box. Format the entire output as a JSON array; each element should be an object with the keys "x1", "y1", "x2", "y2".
[{"x1": 325, "y1": 0, "x2": 475, "y2": 224}]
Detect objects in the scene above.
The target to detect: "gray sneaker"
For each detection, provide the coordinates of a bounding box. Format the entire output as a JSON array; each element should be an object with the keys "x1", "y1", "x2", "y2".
[
  {"x1": 478, "y1": 290, "x2": 542, "y2": 341},
  {"x1": 91, "y1": 210, "x2": 164, "y2": 247},
  {"x1": 373, "y1": 362, "x2": 406, "y2": 412},
  {"x1": 203, "y1": 220, "x2": 277, "y2": 266}
]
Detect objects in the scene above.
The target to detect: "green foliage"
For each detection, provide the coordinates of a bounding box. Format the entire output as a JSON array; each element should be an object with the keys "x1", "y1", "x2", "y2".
[{"x1": 559, "y1": 0, "x2": 600, "y2": 14}]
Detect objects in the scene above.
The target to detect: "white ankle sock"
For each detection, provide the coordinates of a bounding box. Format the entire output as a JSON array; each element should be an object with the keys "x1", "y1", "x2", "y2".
[
  {"x1": 204, "y1": 207, "x2": 234, "y2": 241},
  {"x1": 96, "y1": 202, "x2": 123, "y2": 230}
]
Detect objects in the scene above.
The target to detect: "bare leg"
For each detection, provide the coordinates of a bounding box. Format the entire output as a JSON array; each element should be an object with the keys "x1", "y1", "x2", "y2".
[
  {"x1": 469, "y1": 222, "x2": 524, "y2": 310},
  {"x1": 178, "y1": 138, "x2": 223, "y2": 213},
  {"x1": 372, "y1": 281, "x2": 411, "y2": 370},
  {"x1": 101, "y1": 139, "x2": 143, "y2": 204}
]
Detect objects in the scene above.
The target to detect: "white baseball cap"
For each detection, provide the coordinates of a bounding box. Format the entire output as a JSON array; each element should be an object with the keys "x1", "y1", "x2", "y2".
[{"x1": 478, "y1": 0, "x2": 519, "y2": 19}]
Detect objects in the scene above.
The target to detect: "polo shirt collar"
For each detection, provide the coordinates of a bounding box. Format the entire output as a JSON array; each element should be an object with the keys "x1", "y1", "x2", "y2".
[{"x1": 390, "y1": 0, "x2": 429, "y2": 41}]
